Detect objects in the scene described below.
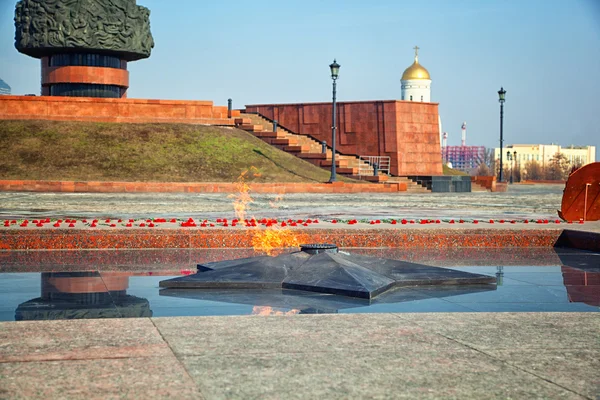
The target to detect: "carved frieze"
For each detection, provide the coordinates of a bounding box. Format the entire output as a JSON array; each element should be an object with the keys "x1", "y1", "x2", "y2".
[{"x1": 15, "y1": 0, "x2": 154, "y2": 61}]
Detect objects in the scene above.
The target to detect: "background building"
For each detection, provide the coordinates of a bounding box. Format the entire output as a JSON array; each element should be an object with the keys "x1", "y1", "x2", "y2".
[
  {"x1": 442, "y1": 146, "x2": 486, "y2": 172},
  {"x1": 495, "y1": 144, "x2": 596, "y2": 168},
  {"x1": 0, "y1": 78, "x2": 10, "y2": 95},
  {"x1": 494, "y1": 144, "x2": 596, "y2": 181}
]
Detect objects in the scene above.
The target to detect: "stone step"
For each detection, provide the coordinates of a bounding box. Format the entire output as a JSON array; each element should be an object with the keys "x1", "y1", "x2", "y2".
[
  {"x1": 284, "y1": 145, "x2": 312, "y2": 152},
  {"x1": 348, "y1": 175, "x2": 389, "y2": 183},
  {"x1": 238, "y1": 124, "x2": 264, "y2": 132},
  {"x1": 337, "y1": 167, "x2": 359, "y2": 175},
  {"x1": 297, "y1": 153, "x2": 327, "y2": 160},
  {"x1": 267, "y1": 138, "x2": 299, "y2": 146},
  {"x1": 253, "y1": 131, "x2": 288, "y2": 139},
  {"x1": 234, "y1": 118, "x2": 252, "y2": 125},
  {"x1": 320, "y1": 159, "x2": 351, "y2": 168}
]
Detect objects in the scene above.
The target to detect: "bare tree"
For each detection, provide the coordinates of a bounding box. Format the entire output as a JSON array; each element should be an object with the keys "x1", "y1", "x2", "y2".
[
  {"x1": 524, "y1": 160, "x2": 544, "y2": 180},
  {"x1": 545, "y1": 152, "x2": 570, "y2": 180},
  {"x1": 474, "y1": 162, "x2": 490, "y2": 176}
]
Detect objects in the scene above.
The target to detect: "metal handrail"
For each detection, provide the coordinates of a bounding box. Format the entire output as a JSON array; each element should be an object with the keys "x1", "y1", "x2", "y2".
[{"x1": 358, "y1": 156, "x2": 390, "y2": 177}]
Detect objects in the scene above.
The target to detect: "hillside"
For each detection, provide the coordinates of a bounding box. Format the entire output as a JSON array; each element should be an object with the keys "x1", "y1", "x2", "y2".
[{"x1": 0, "y1": 120, "x2": 355, "y2": 183}]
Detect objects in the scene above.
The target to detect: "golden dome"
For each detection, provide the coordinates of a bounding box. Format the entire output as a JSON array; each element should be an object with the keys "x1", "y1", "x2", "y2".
[{"x1": 401, "y1": 46, "x2": 430, "y2": 80}]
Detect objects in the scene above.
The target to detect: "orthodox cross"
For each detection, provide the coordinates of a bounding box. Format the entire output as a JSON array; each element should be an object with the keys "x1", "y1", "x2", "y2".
[{"x1": 413, "y1": 45, "x2": 420, "y2": 59}]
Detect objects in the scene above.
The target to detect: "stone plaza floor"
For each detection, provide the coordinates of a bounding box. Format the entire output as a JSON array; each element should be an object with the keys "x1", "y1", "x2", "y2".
[{"x1": 1, "y1": 313, "x2": 598, "y2": 399}]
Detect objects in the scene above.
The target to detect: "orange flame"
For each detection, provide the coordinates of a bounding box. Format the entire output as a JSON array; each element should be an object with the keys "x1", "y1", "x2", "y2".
[
  {"x1": 252, "y1": 306, "x2": 301, "y2": 316},
  {"x1": 230, "y1": 168, "x2": 305, "y2": 256},
  {"x1": 228, "y1": 168, "x2": 260, "y2": 221},
  {"x1": 251, "y1": 227, "x2": 307, "y2": 256}
]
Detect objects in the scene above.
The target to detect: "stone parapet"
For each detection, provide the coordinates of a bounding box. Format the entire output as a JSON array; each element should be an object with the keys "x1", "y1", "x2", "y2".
[
  {"x1": 0, "y1": 180, "x2": 406, "y2": 194},
  {"x1": 0, "y1": 95, "x2": 238, "y2": 125}
]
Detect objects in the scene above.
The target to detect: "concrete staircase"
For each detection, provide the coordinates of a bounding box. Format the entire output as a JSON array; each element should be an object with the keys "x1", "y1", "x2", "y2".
[
  {"x1": 387, "y1": 177, "x2": 431, "y2": 193},
  {"x1": 471, "y1": 181, "x2": 489, "y2": 192},
  {"x1": 236, "y1": 113, "x2": 389, "y2": 183}
]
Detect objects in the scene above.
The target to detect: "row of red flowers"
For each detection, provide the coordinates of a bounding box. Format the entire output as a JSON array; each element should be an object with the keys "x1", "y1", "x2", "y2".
[{"x1": 1, "y1": 217, "x2": 585, "y2": 229}]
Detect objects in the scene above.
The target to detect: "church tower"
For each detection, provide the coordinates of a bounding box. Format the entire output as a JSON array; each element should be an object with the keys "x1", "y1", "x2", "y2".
[{"x1": 401, "y1": 46, "x2": 431, "y2": 102}]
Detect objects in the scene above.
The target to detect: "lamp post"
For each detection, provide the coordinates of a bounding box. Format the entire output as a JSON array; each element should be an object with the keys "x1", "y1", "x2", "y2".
[
  {"x1": 507, "y1": 151, "x2": 513, "y2": 184},
  {"x1": 513, "y1": 150, "x2": 518, "y2": 182},
  {"x1": 328, "y1": 59, "x2": 340, "y2": 183},
  {"x1": 498, "y1": 87, "x2": 506, "y2": 182}
]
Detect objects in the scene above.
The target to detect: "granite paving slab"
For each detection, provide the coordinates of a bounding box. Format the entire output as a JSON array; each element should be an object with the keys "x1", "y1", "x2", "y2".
[
  {"x1": 151, "y1": 314, "x2": 466, "y2": 356},
  {"x1": 395, "y1": 312, "x2": 600, "y2": 350},
  {"x1": 178, "y1": 349, "x2": 584, "y2": 400},
  {"x1": 0, "y1": 356, "x2": 202, "y2": 400},
  {"x1": 487, "y1": 349, "x2": 600, "y2": 399},
  {"x1": 0, "y1": 318, "x2": 170, "y2": 362}
]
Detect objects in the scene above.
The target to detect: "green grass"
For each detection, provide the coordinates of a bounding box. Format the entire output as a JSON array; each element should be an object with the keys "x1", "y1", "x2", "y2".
[
  {"x1": 443, "y1": 165, "x2": 469, "y2": 176},
  {"x1": 0, "y1": 120, "x2": 354, "y2": 183}
]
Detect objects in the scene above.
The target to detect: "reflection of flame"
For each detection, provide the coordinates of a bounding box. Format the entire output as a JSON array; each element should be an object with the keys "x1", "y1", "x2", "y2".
[
  {"x1": 252, "y1": 227, "x2": 307, "y2": 256},
  {"x1": 252, "y1": 306, "x2": 301, "y2": 316},
  {"x1": 228, "y1": 168, "x2": 260, "y2": 221}
]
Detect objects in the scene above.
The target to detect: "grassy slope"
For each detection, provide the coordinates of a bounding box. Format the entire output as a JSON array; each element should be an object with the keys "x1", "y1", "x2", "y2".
[
  {"x1": 442, "y1": 165, "x2": 469, "y2": 176},
  {"x1": 0, "y1": 120, "x2": 352, "y2": 183}
]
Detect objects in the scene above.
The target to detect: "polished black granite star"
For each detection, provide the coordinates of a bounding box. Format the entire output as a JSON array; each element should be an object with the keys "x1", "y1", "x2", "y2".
[{"x1": 160, "y1": 246, "x2": 497, "y2": 299}]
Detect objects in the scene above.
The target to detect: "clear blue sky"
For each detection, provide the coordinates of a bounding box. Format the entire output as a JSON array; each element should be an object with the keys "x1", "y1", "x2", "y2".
[{"x1": 1, "y1": 0, "x2": 599, "y2": 151}]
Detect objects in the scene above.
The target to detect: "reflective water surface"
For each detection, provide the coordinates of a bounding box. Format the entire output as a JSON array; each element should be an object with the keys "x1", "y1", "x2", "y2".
[{"x1": 0, "y1": 247, "x2": 597, "y2": 320}]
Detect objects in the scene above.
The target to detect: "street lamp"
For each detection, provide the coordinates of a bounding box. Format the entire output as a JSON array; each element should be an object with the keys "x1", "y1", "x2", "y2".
[
  {"x1": 328, "y1": 59, "x2": 340, "y2": 183},
  {"x1": 513, "y1": 150, "x2": 518, "y2": 182},
  {"x1": 498, "y1": 87, "x2": 506, "y2": 182},
  {"x1": 507, "y1": 151, "x2": 513, "y2": 184}
]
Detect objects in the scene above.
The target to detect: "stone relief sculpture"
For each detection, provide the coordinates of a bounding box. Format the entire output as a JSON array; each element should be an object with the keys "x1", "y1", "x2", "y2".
[{"x1": 14, "y1": 0, "x2": 154, "y2": 61}]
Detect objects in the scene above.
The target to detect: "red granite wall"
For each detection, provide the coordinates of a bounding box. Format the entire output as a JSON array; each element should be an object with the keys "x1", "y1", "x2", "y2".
[
  {"x1": 0, "y1": 95, "x2": 238, "y2": 125},
  {"x1": 245, "y1": 100, "x2": 443, "y2": 176}
]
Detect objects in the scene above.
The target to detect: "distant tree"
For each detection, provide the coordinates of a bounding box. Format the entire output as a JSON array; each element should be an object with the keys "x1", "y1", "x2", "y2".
[
  {"x1": 524, "y1": 160, "x2": 544, "y2": 181},
  {"x1": 474, "y1": 162, "x2": 490, "y2": 176},
  {"x1": 483, "y1": 148, "x2": 496, "y2": 175},
  {"x1": 569, "y1": 161, "x2": 583, "y2": 176},
  {"x1": 545, "y1": 152, "x2": 570, "y2": 180}
]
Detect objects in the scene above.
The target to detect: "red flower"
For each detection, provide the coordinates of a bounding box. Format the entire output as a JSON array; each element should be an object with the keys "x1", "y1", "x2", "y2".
[
  {"x1": 331, "y1": 220, "x2": 337, "y2": 224},
  {"x1": 489, "y1": 220, "x2": 494, "y2": 224},
  {"x1": 449, "y1": 220, "x2": 455, "y2": 224},
  {"x1": 68, "y1": 223, "x2": 75, "y2": 228},
  {"x1": 391, "y1": 220, "x2": 397, "y2": 225}
]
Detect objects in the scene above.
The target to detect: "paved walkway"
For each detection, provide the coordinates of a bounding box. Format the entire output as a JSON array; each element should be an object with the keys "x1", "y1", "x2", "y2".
[{"x1": 1, "y1": 313, "x2": 598, "y2": 399}]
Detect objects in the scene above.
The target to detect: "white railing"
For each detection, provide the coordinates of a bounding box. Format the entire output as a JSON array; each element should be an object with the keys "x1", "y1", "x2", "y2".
[{"x1": 358, "y1": 156, "x2": 391, "y2": 177}]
